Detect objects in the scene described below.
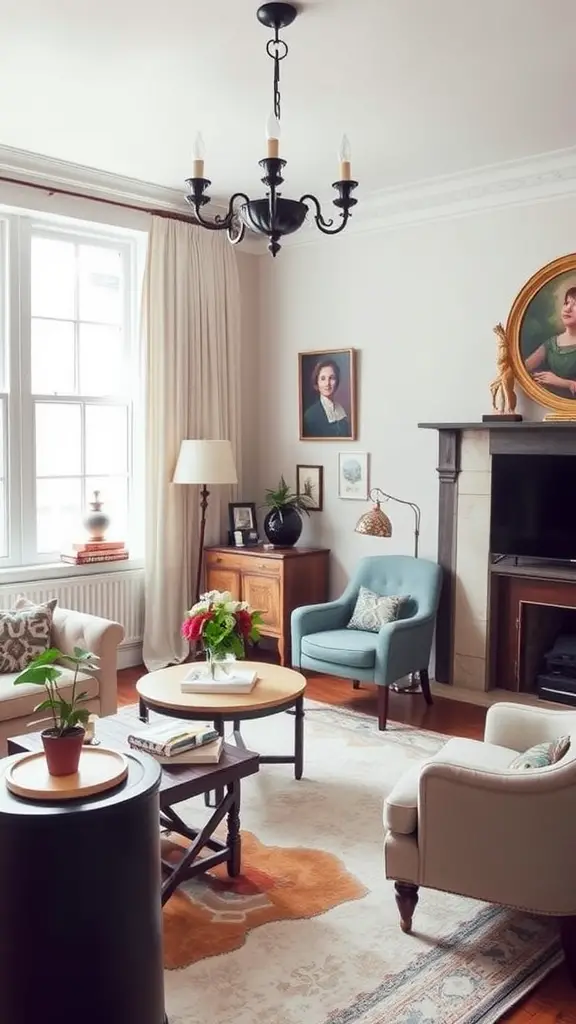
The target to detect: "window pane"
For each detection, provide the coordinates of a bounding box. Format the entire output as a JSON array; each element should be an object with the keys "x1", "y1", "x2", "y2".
[
  {"x1": 31, "y1": 237, "x2": 75, "y2": 319},
  {"x1": 36, "y1": 477, "x2": 82, "y2": 553},
  {"x1": 35, "y1": 403, "x2": 81, "y2": 476},
  {"x1": 85, "y1": 405, "x2": 127, "y2": 475},
  {"x1": 85, "y1": 477, "x2": 128, "y2": 540},
  {"x1": 78, "y1": 245, "x2": 123, "y2": 325},
  {"x1": 79, "y1": 324, "x2": 124, "y2": 396},
  {"x1": 31, "y1": 319, "x2": 75, "y2": 394}
]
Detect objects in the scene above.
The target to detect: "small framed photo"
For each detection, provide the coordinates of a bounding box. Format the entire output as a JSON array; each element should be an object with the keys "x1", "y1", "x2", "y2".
[
  {"x1": 338, "y1": 452, "x2": 369, "y2": 500},
  {"x1": 296, "y1": 464, "x2": 324, "y2": 511},
  {"x1": 229, "y1": 502, "x2": 257, "y2": 533}
]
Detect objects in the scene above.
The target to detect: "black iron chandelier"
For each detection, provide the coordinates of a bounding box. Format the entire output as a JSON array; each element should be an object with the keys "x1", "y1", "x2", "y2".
[{"x1": 184, "y1": 1, "x2": 358, "y2": 257}]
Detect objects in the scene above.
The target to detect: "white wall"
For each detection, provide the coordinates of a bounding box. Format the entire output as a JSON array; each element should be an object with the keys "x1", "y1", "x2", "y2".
[{"x1": 256, "y1": 195, "x2": 574, "y2": 595}]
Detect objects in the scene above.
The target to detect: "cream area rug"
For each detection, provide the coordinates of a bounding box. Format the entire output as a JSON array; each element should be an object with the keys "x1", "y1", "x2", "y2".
[{"x1": 163, "y1": 702, "x2": 561, "y2": 1024}]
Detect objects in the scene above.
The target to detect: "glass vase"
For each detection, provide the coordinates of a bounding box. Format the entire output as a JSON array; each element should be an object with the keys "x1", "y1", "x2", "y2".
[{"x1": 204, "y1": 648, "x2": 236, "y2": 680}]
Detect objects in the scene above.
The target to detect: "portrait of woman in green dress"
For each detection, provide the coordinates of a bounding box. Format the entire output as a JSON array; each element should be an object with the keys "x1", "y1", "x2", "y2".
[{"x1": 523, "y1": 284, "x2": 576, "y2": 398}]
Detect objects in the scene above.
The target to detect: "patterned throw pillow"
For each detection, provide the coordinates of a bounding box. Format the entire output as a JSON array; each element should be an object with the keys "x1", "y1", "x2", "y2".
[
  {"x1": 0, "y1": 599, "x2": 57, "y2": 673},
  {"x1": 347, "y1": 587, "x2": 406, "y2": 633},
  {"x1": 509, "y1": 735, "x2": 571, "y2": 770}
]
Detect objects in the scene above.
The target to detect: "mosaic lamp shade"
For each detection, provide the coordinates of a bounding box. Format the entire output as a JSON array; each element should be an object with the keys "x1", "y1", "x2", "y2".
[{"x1": 355, "y1": 501, "x2": 393, "y2": 539}]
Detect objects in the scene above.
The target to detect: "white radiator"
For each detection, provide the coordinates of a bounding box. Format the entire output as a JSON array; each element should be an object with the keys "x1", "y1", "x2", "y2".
[{"x1": 0, "y1": 569, "x2": 145, "y2": 666}]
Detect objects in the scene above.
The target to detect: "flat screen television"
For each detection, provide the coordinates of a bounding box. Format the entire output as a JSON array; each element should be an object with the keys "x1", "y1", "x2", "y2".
[{"x1": 490, "y1": 453, "x2": 576, "y2": 561}]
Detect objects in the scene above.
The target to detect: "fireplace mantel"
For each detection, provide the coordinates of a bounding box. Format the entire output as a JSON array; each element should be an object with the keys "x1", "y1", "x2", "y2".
[{"x1": 419, "y1": 420, "x2": 576, "y2": 688}]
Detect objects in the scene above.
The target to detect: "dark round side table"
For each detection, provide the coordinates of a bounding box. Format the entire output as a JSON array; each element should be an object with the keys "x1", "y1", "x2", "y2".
[{"x1": 0, "y1": 749, "x2": 167, "y2": 1024}]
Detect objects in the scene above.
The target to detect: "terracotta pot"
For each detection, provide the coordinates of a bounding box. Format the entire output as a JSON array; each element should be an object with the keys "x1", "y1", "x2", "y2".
[{"x1": 41, "y1": 727, "x2": 85, "y2": 777}]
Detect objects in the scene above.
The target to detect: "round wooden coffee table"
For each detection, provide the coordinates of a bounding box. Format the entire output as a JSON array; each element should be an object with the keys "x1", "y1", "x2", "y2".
[{"x1": 136, "y1": 662, "x2": 306, "y2": 780}]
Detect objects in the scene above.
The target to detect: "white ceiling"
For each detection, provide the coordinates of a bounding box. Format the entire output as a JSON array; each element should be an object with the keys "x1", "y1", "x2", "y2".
[{"x1": 0, "y1": 0, "x2": 574, "y2": 201}]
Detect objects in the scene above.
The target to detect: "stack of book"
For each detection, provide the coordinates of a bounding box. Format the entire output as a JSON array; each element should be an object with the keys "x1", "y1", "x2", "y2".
[
  {"x1": 127, "y1": 720, "x2": 223, "y2": 765},
  {"x1": 61, "y1": 540, "x2": 129, "y2": 565}
]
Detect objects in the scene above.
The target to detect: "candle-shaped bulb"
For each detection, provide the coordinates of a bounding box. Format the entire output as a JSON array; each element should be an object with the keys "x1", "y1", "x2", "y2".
[
  {"x1": 339, "y1": 134, "x2": 352, "y2": 180},
  {"x1": 266, "y1": 112, "x2": 281, "y2": 158},
  {"x1": 192, "y1": 132, "x2": 205, "y2": 178}
]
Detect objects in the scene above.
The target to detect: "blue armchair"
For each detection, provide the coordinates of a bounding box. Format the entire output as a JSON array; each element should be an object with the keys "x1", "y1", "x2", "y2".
[{"x1": 291, "y1": 555, "x2": 443, "y2": 729}]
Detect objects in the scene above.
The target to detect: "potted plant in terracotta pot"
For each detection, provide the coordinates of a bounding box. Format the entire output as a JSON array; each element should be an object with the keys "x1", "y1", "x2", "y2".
[
  {"x1": 13, "y1": 646, "x2": 98, "y2": 776},
  {"x1": 262, "y1": 475, "x2": 314, "y2": 547}
]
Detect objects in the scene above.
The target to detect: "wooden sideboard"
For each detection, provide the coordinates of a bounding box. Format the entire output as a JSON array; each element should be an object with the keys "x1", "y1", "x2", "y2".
[{"x1": 204, "y1": 545, "x2": 330, "y2": 666}]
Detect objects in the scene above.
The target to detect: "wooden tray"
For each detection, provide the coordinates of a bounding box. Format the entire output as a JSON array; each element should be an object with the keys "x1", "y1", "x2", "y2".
[{"x1": 5, "y1": 747, "x2": 128, "y2": 801}]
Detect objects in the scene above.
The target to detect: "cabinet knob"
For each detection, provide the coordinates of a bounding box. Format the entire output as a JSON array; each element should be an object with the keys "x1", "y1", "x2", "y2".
[{"x1": 214, "y1": 557, "x2": 222, "y2": 564}]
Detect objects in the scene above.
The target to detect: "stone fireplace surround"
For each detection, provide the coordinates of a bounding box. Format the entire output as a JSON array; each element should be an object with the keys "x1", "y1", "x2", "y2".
[{"x1": 420, "y1": 421, "x2": 576, "y2": 694}]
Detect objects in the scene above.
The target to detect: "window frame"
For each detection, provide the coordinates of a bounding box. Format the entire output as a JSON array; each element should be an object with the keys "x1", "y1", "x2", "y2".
[{"x1": 0, "y1": 212, "x2": 142, "y2": 571}]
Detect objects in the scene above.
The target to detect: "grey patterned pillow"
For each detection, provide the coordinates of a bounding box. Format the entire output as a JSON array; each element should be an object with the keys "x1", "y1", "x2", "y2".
[
  {"x1": 0, "y1": 599, "x2": 57, "y2": 673},
  {"x1": 347, "y1": 587, "x2": 406, "y2": 632}
]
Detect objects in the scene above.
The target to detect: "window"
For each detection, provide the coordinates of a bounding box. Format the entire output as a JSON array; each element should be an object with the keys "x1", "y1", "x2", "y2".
[{"x1": 0, "y1": 215, "x2": 142, "y2": 568}]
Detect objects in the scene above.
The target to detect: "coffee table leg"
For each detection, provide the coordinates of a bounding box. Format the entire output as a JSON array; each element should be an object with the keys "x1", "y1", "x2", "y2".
[
  {"x1": 294, "y1": 695, "x2": 304, "y2": 780},
  {"x1": 139, "y1": 698, "x2": 149, "y2": 723},
  {"x1": 226, "y1": 779, "x2": 241, "y2": 877},
  {"x1": 205, "y1": 717, "x2": 225, "y2": 808}
]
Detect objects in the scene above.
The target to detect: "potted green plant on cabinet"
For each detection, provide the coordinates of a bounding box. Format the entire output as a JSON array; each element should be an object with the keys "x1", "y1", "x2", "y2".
[
  {"x1": 262, "y1": 475, "x2": 314, "y2": 547},
  {"x1": 14, "y1": 647, "x2": 98, "y2": 776}
]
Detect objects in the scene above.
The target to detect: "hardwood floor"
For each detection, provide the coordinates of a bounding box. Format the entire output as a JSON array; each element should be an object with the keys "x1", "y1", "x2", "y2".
[{"x1": 118, "y1": 664, "x2": 573, "y2": 1022}]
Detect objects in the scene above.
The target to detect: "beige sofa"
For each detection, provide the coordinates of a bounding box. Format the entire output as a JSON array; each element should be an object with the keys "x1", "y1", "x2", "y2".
[
  {"x1": 384, "y1": 702, "x2": 576, "y2": 979},
  {"x1": 0, "y1": 606, "x2": 124, "y2": 754}
]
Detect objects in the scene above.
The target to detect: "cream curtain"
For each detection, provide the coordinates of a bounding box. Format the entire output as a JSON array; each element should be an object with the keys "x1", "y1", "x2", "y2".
[{"x1": 142, "y1": 217, "x2": 241, "y2": 671}]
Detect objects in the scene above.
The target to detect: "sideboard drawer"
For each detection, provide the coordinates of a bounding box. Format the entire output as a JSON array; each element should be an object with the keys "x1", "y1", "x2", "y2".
[{"x1": 205, "y1": 550, "x2": 281, "y2": 577}]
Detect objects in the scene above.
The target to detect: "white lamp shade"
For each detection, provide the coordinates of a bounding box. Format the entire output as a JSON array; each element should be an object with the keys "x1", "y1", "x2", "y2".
[{"x1": 172, "y1": 439, "x2": 238, "y2": 486}]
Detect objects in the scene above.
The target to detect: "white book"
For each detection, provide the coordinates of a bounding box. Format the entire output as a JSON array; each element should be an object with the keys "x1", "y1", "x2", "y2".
[{"x1": 181, "y1": 666, "x2": 258, "y2": 694}]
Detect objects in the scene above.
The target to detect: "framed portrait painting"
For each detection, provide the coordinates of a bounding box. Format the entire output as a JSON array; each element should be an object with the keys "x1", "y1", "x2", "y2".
[
  {"x1": 298, "y1": 348, "x2": 357, "y2": 441},
  {"x1": 506, "y1": 253, "x2": 576, "y2": 417}
]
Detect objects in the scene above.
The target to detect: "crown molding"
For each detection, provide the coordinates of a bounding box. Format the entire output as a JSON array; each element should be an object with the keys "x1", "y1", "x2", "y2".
[
  {"x1": 0, "y1": 143, "x2": 265, "y2": 255},
  {"x1": 3, "y1": 142, "x2": 576, "y2": 257},
  {"x1": 280, "y1": 145, "x2": 576, "y2": 251}
]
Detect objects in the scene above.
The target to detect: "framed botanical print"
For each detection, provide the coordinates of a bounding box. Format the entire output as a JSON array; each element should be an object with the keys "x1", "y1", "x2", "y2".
[
  {"x1": 298, "y1": 348, "x2": 357, "y2": 441},
  {"x1": 296, "y1": 464, "x2": 323, "y2": 511},
  {"x1": 506, "y1": 253, "x2": 576, "y2": 417},
  {"x1": 338, "y1": 452, "x2": 369, "y2": 500}
]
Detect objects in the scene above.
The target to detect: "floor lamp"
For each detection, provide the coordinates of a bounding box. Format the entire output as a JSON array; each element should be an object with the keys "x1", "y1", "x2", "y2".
[
  {"x1": 355, "y1": 486, "x2": 423, "y2": 693},
  {"x1": 173, "y1": 439, "x2": 238, "y2": 605}
]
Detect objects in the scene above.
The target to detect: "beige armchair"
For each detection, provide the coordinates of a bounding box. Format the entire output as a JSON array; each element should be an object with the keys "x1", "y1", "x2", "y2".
[
  {"x1": 384, "y1": 702, "x2": 576, "y2": 980},
  {"x1": 0, "y1": 606, "x2": 124, "y2": 754}
]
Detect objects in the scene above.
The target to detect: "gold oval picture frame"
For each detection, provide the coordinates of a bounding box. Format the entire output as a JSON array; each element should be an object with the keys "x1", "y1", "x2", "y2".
[{"x1": 507, "y1": 253, "x2": 576, "y2": 416}]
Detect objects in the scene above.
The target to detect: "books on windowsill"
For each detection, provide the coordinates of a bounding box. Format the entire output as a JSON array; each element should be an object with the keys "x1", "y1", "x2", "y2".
[
  {"x1": 181, "y1": 667, "x2": 258, "y2": 695},
  {"x1": 127, "y1": 720, "x2": 219, "y2": 757},
  {"x1": 61, "y1": 541, "x2": 129, "y2": 565},
  {"x1": 149, "y1": 737, "x2": 224, "y2": 766}
]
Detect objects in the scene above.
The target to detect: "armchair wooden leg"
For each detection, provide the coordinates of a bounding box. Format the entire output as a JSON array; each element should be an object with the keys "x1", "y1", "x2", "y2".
[
  {"x1": 420, "y1": 668, "x2": 433, "y2": 706},
  {"x1": 561, "y1": 917, "x2": 576, "y2": 985},
  {"x1": 352, "y1": 680, "x2": 360, "y2": 690},
  {"x1": 377, "y1": 685, "x2": 389, "y2": 730},
  {"x1": 395, "y1": 882, "x2": 419, "y2": 934}
]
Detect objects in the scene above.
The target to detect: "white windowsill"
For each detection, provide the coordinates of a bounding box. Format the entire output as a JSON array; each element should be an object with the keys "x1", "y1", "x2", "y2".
[{"x1": 0, "y1": 558, "x2": 145, "y2": 586}]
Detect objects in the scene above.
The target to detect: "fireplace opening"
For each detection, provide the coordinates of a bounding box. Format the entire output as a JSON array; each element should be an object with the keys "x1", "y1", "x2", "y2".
[{"x1": 519, "y1": 601, "x2": 576, "y2": 705}]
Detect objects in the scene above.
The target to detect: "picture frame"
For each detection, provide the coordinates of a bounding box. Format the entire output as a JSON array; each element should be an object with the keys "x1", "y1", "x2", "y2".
[
  {"x1": 228, "y1": 502, "x2": 257, "y2": 534},
  {"x1": 296, "y1": 464, "x2": 324, "y2": 512},
  {"x1": 506, "y1": 253, "x2": 576, "y2": 418},
  {"x1": 338, "y1": 452, "x2": 369, "y2": 500},
  {"x1": 298, "y1": 348, "x2": 357, "y2": 441}
]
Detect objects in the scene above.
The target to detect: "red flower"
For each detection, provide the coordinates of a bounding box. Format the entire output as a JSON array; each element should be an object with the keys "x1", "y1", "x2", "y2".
[
  {"x1": 181, "y1": 611, "x2": 213, "y2": 642},
  {"x1": 235, "y1": 609, "x2": 253, "y2": 639}
]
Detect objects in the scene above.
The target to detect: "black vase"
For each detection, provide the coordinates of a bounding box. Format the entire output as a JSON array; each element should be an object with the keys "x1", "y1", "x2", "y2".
[{"x1": 263, "y1": 505, "x2": 303, "y2": 547}]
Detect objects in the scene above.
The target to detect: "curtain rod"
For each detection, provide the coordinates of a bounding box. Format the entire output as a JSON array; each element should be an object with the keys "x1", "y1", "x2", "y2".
[{"x1": 0, "y1": 172, "x2": 198, "y2": 225}]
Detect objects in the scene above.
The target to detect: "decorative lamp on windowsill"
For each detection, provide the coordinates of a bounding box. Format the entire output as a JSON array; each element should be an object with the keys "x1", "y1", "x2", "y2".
[
  {"x1": 355, "y1": 487, "x2": 423, "y2": 693},
  {"x1": 173, "y1": 439, "x2": 238, "y2": 604}
]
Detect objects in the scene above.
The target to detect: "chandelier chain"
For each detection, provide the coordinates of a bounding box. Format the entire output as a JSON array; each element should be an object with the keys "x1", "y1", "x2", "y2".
[{"x1": 266, "y1": 28, "x2": 288, "y2": 121}]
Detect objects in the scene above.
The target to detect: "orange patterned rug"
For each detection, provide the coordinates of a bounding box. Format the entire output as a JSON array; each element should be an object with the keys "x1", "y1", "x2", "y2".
[{"x1": 161, "y1": 830, "x2": 367, "y2": 969}]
